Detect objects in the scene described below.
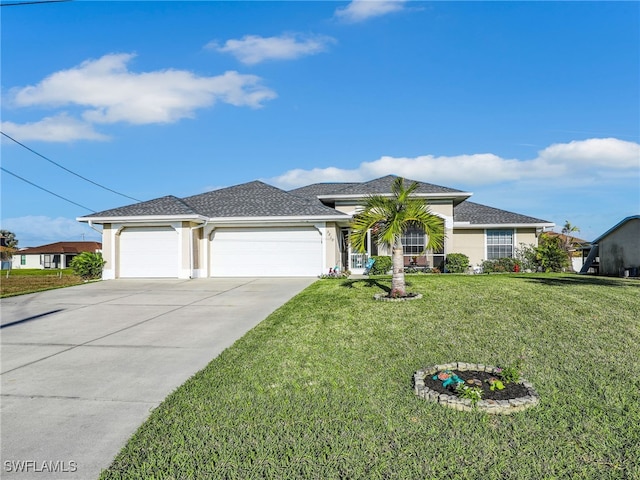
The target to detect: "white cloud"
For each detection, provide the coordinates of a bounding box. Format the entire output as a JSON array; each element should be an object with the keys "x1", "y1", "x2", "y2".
[
  {"x1": 269, "y1": 138, "x2": 640, "y2": 189},
  {"x1": 9, "y1": 53, "x2": 277, "y2": 125},
  {"x1": 1, "y1": 113, "x2": 109, "y2": 143},
  {"x1": 335, "y1": 0, "x2": 407, "y2": 23},
  {"x1": 208, "y1": 33, "x2": 336, "y2": 65},
  {"x1": 1, "y1": 216, "x2": 101, "y2": 248},
  {"x1": 538, "y1": 138, "x2": 640, "y2": 169}
]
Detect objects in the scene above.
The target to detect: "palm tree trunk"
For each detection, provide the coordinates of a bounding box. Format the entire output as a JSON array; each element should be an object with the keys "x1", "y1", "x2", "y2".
[{"x1": 391, "y1": 246, "x2": 406, "y2": 297}]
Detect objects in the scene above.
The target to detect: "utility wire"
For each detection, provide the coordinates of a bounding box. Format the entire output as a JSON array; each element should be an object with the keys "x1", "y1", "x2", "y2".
[
  {"x1": 1, "y1": 0, "x2": 71, "y2": 7},
  {"x1": 1, "y1": 166, "x2": 95, "y2": 213},
  {"x1": 1, "y1": 131, "x2": 143, "y2": 202}
]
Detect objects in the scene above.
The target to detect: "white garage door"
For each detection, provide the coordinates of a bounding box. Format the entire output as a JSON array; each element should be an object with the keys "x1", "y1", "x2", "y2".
[
  {"x1": 119, "y1": 227, "x2": 179, "y2": 278},
  {"x1": 210, "y1": 227, "x2": 322, "y2": 277}
]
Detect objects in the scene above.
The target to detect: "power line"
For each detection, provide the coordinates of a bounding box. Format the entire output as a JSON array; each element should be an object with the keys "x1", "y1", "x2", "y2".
[
  {"x1": 1, "y1": 166, "x2": 95, "y2": 213},
  {"x1": 1, "y1": 131, "x2": 143, "y2": 202},
  {"x1": 1, "y1": 0, "x2": 71, "y2": 7}
]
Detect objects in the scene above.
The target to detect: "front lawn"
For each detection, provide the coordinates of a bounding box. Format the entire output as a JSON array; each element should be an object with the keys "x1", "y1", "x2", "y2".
[
  {"x1": 101, "y1": 274, "x2": 640, "y2": 479},
  {"x1": 0, "y1": 268, "x2": 86, "y2": 297}
]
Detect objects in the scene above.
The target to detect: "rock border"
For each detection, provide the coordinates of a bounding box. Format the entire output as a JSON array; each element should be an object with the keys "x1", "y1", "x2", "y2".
[
  {"x1": 414, "y1": 362, "x2": 540, "y2": 414},
  {"x1": 373, "y1": 293, "x2": 423, "y2": 302}
]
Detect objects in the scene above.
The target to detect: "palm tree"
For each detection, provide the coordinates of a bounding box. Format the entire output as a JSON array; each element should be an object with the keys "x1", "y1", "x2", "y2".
[
  {"x1": 561, "y1": 221, "x2": 580, "y2": 249},
  {"x1": 350, "y1": 177, "x2": 444, "y2": 297}
]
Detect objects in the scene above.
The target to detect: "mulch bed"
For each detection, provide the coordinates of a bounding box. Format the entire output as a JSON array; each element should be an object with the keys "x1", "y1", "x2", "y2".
[{"x1": 423, "y1": 369, "x2": 529, "y2": 401}]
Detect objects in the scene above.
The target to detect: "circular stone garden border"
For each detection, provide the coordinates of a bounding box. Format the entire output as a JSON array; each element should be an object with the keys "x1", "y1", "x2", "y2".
[
  {"x1": 414, "y1": 362, "x2": 540, "y2": 415},
  {"x1": 373, "y1": 293, "x2": 423, "y2": 302}
]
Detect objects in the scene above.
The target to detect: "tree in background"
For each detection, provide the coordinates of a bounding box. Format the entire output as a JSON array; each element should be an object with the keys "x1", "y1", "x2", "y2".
[
  {"x1": 561, "y1": 221, "x2": 581, "y2": 253},
  {"x1": 535, "y1": 234, "x2": 571, "y2": 272},
  {"x1": 350, "y1": 177, "x2": 444, "y2": 297},
  {"x1": 0, "y1": 230, "x2": 19, "y2": 268}
]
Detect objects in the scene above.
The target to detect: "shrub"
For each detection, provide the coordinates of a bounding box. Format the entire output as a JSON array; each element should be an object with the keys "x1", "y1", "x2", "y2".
[
  {"x1": 370, "y1": 255, "x2": 392, "y2": 275},
  {"x1": 515, "y1": 243, "x2": 538, "y2": 271},
  {"x1": 481, "y1": 257, "x2": 522, "y2": 273},
  {"x1": 319, "y1": 270, "x2": 350, "y2": 279},
  {"x1": 70, "y1": 252, "x2": 105, "y2": 279},
  {"x1": 446, "y1": 253, "x2": 469, "y2": 273},
  {"x1": 514, "y1": 237, "x2": 570, "y2": 273},
  {"x1": 536, "y1": 234, "x2": 570, "y2": 272}
]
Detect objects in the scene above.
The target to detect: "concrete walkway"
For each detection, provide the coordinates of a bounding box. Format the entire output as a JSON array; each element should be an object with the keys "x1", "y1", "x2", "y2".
[{"x1": 1, "y1": 278, "x2": 315, "y2": 479}]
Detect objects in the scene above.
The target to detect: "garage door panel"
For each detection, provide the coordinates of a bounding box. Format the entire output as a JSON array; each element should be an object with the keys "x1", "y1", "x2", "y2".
[
  {"x1": 119, "y1": 227, "x2": 179, "y2": 278},
  {"x1": 210, "y1": 227, "x2": 321, "y2": 277}
]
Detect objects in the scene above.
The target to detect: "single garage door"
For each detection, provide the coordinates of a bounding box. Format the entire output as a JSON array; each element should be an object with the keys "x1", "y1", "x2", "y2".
[
  {"x1": 210, "y1": 227, "x2": 322, "y2": 277},
  {"x1": 119, "y1": 226, "x2": 179, "y2": 278}
]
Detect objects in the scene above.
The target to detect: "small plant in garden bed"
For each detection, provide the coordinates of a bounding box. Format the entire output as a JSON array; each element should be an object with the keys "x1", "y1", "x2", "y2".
[
  {"x1": 486, "y1": 377, "x2": 505, "y2": 391},
  {"x1": 455, "y1": 382, "x2": 483, "y2": 405},
  {"x1": 496, "y1": 355, "x2": 525, "y2": 384},
  {"x1": 426, "y1": 368, "x2": 529, "y2": 402},
  {"x1": 318, "y1": 269, "x2": 350, "y2": 279}
]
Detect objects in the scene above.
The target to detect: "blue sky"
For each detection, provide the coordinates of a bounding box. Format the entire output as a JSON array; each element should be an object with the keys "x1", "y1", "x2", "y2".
[{"x1": 1, "y1": 0, "x2": 639, "y2": 247}]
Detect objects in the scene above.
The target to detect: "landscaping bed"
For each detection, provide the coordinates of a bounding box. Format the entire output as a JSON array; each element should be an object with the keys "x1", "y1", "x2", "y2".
[{"x1": 415, "y1": 363, "x2": 538, "y2": 414}]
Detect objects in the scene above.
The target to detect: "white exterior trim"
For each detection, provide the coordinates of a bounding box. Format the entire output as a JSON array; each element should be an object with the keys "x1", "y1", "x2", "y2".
[
  {"x1": 317, "y1": 192, "x2": 473, "y2": 201},
  {"x1": 455, "y1": 222, "x2": 554, "y2": 229}
]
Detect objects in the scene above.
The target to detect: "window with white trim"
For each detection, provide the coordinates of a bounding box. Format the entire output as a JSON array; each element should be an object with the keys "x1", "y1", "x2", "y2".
[
  {"x1": 402, "y1": 226, "x2": 425, "y2": 255},
  {"x1": 486, "y1": 230, "x2": 513, "y2": 259}
]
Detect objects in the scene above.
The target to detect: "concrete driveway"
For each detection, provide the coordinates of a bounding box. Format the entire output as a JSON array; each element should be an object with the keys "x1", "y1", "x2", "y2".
[{"x1": 1, "y1": 278, "x2": 315, "y2": 479}]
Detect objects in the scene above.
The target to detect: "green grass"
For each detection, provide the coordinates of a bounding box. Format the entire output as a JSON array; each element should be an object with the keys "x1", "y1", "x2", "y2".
[
  {"x1": 0, "y1": 268, "x2": 85, "y2": 297},
  {"x1": 101, "y1": 274, "x2": 640, "y2": 479}
]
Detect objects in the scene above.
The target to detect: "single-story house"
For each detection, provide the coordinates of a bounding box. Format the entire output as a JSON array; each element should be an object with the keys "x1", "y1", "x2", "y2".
[
  {"x1": 580, "y1": 215, "x2": 639, "y2": 276},
  {"x1": 11, "y1": 241, "x2": 102, "y2": 270},
  {"x1": 77, "y1": 175, "x2": 554, "y2": 279}
]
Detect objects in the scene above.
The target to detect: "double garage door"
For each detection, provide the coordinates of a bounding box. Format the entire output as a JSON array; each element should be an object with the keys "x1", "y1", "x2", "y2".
[{"x1": 210, "y1": 227, "x2": 322, "y2": 277}]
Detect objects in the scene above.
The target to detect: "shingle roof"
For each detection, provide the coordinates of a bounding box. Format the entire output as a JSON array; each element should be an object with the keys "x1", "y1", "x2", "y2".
[
  {"x1": 182, "y1": 181, "x2": 345, "y2": 217},
  {"x1": 290, "y1": 175, "x2": 465, "y2": 197},
  {"x1": 454, "y1": 201, "x2": 551, "y2": 225},
  {"x1": 88, "y1": 196, "x2": 198, "y2": 217},
  {"x1": 289, "y1": 182, "x2": 361, "y2": 200},
  {"x1": 345, "y1": 175, "x2": 465, "y2": 195},
  {"x1": 80, "y1": 176, "x2": 549, "y2": 226},
  {"x1": 19, "y1": 241, "x2": 102, "y2": 255}
]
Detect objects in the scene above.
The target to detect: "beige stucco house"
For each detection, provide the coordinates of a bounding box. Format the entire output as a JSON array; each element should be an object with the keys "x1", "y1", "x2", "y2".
[{"x1": 77, "y1": 175, "x2": 554, "y2": 279}]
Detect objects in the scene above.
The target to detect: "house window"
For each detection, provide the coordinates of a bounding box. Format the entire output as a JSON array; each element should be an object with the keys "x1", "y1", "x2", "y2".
[
  {"x1": 21, "y1": 255, "x2": 26, "y2": 265},
  {"x1": 402, "y1": 226, "x2": 425, "y2": 255},
  {"x1": 487, "y1": 230, "x2": 513, "y2": 259}
]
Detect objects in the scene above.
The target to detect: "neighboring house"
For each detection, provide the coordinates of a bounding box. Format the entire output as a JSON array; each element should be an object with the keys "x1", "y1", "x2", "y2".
[
  {"x1": 581, "y1": 215, "x2": 640, "y2": 276},
  {"x1": 11, "y1": 241, "x2": 102, "y2": 270},
  {"x1": 77, "y1": 175, "x2": 554, "y2": 279}
]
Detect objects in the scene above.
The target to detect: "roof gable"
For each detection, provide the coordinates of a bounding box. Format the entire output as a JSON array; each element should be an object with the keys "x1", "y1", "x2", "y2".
[
  {"x1": 593, "y1": 215, "x2": 640, "y2": 243},
  {"x1": 346, "y1": 175, "x2": 465, "y2": 195},
  {"x1": 86, "y1": 195, "x2": 197, "y2": 217},
  {"x1": 454, "y1": 201, "x2": 552, "y2": 225},
  {"x1": 291, "y1": 175, "x2": 466, "y2": 198},
  {"x1": 183, "y1": 181, "x2": 344, "y2": 217}
]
